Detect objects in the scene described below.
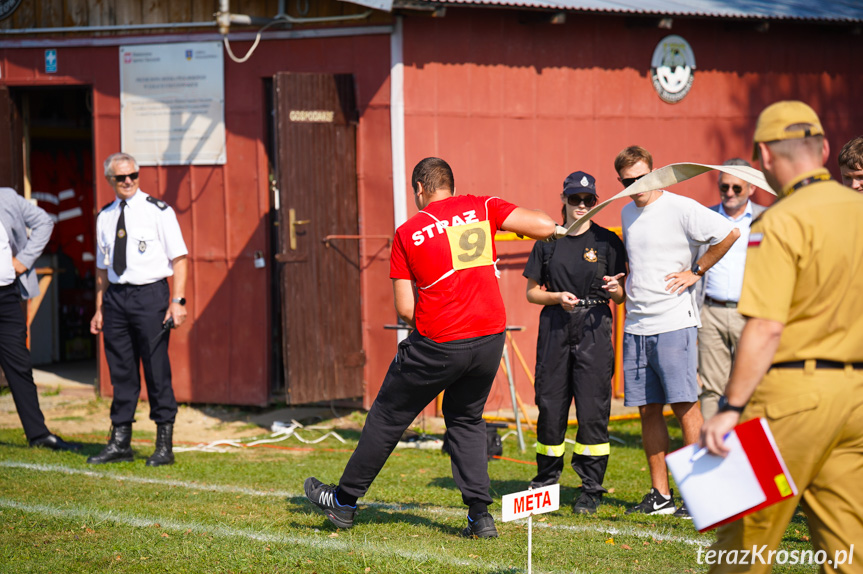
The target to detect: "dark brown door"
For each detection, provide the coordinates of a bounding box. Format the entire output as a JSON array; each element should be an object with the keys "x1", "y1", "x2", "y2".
[
  {"x1": 0, "y1": 87, "x2": 24, "y2": 192},
  {"x1": 273, "y1": 73, "x2": 365, "y2": 405}
]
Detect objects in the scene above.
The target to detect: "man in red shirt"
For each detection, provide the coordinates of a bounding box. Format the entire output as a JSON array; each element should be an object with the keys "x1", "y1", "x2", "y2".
[{"x1": 305, "y1": 157, "x2": 561, "y2": 537}]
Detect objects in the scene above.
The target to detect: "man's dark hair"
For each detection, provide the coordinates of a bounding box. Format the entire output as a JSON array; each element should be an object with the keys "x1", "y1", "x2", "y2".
[
  {"x1": 614, "y1": 146, "x2": 653, "y2": 175},
  {"x1": 838, "y1": 136, "x2": 863, "y2": 171},
  {"x1": 411, "y1": 157, "x2": 454, "y2": 195}
]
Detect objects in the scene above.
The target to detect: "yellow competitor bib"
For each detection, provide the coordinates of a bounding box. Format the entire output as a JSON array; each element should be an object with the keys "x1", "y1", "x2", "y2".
[{"x1": 446, "y1": 220, "x2": 494, "y2": 271}]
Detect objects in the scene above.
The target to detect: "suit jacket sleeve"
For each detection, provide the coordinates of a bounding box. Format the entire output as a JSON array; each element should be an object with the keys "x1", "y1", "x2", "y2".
[{"x1": 14, "y1": 193, "x2": 54, "y2": 270}]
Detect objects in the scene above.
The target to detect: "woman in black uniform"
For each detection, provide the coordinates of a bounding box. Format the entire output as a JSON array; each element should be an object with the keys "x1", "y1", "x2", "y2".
[{"x1": 523, "y1": 170, "x2": 627, "y2": 514}]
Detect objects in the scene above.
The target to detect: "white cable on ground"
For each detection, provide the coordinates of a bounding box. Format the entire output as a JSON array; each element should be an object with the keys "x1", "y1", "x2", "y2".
[{"x1": 173, "y1": 420, "x2": 346, "y2": 453}]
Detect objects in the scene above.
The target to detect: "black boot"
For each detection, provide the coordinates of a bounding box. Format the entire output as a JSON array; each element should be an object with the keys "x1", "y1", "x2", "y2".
[
  {"x1": 87, "y1": 424, "x2": 134, "y2": 464},
  {"x1": 146, "y1": 423, "x2": 174, "y2": 467}
]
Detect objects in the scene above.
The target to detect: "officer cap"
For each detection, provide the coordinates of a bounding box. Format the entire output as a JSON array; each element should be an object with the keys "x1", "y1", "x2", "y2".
[{"x1": 562, "y1": 171, "x2": 597, "y2": 196}]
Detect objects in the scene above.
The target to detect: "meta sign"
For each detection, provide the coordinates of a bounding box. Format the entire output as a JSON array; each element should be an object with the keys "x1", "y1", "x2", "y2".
[{"x1": 501, "y1": 484, "x2": 559, "y2": 522}]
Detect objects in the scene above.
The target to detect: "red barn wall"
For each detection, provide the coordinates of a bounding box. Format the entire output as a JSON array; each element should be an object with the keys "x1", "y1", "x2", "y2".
[
  {"x1": 0, "y1": 31, "x2": 395, "y2": 406},
  {"x1": 3, "y1": 8, "x2": 860, "y2": 414},
  {"x1": 396, "y1": 9, "x2": 862, "y2": 414}
]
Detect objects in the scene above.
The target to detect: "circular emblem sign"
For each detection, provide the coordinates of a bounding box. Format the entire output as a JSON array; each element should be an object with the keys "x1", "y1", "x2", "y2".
[
  {"x1": 650, "y1": 35, "x2": 696, "y2": 104},
  {"x1": 0, "y1": 0, "x2": 22, "y2": 21}
]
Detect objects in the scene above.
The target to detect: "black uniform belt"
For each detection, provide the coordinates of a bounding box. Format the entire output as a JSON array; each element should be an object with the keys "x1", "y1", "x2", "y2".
[
  {"x1": 573, "y1": 298, "x2": 606, "y2": 307},
  {"x1": 0, "y1": 282, "x2": 18, "y2": 292},
  {"x1": 772, "y1": 360, "x2": 863, "y2": 370},
  {"x1": 705, "y1": 296, "x2": 738, "y2": 308}
]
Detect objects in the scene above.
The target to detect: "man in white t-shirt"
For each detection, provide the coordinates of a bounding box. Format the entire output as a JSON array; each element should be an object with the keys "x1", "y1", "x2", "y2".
[{"x1": 614, "y1": 146, "x2": 739, "y2": 518}]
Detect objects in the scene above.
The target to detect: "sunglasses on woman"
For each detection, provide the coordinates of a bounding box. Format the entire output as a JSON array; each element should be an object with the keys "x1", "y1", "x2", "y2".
[{"x1": 567, "y1": 194, "x2": 598, "y2": 208}]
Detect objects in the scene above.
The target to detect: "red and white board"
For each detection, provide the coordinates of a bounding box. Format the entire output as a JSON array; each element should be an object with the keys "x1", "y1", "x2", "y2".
[{"x1": 501, "y1": 484, "x2": 560, "y2": 522}]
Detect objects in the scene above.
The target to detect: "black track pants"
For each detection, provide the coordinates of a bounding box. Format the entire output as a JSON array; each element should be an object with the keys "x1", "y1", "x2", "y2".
[{"x1": 339, "y1": 330, "x2": 504, "y2": 507}]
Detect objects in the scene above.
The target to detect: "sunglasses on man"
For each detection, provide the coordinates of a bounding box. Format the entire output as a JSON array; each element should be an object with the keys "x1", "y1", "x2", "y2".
[
  {"x1": 566, "y1": 194, "x2": 598, "y2": 208},
  {"x1": 719, "y1": 183, "x2": 745, "y2": 194},
  {"x1": 621, "y1": 173, "x2": 646, "y2": 188},
  {"x1": 112, "y1": 172, "x2": 139, "y2": 183}
]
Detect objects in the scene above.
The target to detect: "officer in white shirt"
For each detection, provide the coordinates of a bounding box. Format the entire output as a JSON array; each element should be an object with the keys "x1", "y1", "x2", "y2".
[
  {"x1": 0, "y1": 187, "x2": 80, "y2": 451},
  {"x1": 88, "y1": 153, "x2": 188, "y2": 466},
  {"x1": 696, "y1": 159, "x2": 766, "y2": 419}
]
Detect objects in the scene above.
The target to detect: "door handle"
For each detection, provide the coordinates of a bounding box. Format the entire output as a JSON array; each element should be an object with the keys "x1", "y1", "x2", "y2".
[{"x1": 289, "y1": 208, "x2": 310, "y2": 250}]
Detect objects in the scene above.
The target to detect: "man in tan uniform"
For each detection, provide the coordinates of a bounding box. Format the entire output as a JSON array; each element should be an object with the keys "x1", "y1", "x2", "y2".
[{"x1": 701, "y1": 101, "x2": 863, "y2": 573}]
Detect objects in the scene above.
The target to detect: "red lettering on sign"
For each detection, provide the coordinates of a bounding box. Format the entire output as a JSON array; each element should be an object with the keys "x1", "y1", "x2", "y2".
[{"x1": 514, "y1": 498, "x2": 525, "y2": 514}]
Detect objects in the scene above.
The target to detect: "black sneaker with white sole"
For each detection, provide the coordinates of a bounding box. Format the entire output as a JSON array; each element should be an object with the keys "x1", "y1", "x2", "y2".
[
  {"x1": 673, "y1": 502, "x2": 692, "y2": 519},
  {"x1": 304, "y1": 477, "x2": 357, "y2": 529},
  {"x1": 459, "y1": 512, "x2": 499, "y2": 538},
  {"x1": 625, "y1": 488, "x2": 676, "y2": 515}
]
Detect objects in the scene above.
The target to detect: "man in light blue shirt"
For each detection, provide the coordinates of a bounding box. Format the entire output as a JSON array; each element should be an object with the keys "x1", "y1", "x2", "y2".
[{"x1": 696, "y1": 159, "x2": 766, "y2": 418}]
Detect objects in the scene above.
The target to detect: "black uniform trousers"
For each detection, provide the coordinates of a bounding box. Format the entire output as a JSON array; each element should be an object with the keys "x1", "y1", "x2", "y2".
[
  {"x1": 0, "y1": 283, "x2": 50, "y2": 441},
  {"x1": 102, "y1": 279, "x2": 177, "y2": 425},
  {"x1": 339, "y1": 330, "x2": 505, "y2": 507},
  {"x1": 533, "y1": 304, "x2": 614, "y2": 494}
]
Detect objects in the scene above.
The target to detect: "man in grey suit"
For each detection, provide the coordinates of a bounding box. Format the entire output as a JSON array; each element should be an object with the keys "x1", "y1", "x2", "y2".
[
  {"x1": 696, "y1": 160, "x2": 767, "y2": 419},
  {"x1": 0, "y1": 186, "x2": 80, "y2": 450}
]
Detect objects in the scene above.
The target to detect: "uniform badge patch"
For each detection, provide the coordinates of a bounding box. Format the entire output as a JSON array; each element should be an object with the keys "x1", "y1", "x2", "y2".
[
  {"x1": 584, "y1": 248, "x2": 598, "y2": 262},
  {"x1": 139, "y1": 240, "x2": 147, "y2": 253}
]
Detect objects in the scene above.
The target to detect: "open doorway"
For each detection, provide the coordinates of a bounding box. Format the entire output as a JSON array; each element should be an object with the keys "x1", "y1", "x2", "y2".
[{"x1": 11, "y1": 86, "x2": 96, "y2": 386}]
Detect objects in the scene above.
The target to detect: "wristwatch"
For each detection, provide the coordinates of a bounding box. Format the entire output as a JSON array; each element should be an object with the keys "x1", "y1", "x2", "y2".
[
  {"x1": 691, "y1": 263, "x2": 704, "y2": 276},
  {"x1": 717, "y1": 396, "x2": 746, "y2": 414},
  {"x1": 171, "y1": 297, "x2": 186, "y2": 306}
]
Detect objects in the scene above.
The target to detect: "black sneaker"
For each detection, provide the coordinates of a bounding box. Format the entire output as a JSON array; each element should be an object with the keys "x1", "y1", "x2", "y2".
[
  {"x1": 572, "y1": 491, "x2": 602, "y2": 515},
  {"x1": 304, "y1": 477, "x2": 356, "y2": 529},
  {"x1": 459, "y1": 512, "x2": 499, "y2": 538},
  {"x1": 673, "y1": 502, "x2": 692, "y2": 519},
  {"x1": 625, "y1": 488, "x2": 676, "y2": 515}
]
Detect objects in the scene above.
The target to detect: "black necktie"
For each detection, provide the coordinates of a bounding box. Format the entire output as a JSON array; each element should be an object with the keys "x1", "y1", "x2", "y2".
[{"x1": 113, "y1": 200, "x2": 127, "y2": 277}]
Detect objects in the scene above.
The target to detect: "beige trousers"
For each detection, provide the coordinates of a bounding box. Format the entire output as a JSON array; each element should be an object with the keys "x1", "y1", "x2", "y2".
[
  {"x1": 708, "y1": 364, "x2": 863, "y2": 573},
  {"x1": 697, "y1": 303, "x2": 747, "y2": 419}
]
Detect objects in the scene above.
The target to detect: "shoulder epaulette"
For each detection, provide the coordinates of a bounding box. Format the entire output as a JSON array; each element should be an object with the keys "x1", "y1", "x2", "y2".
[
  {"x1": 146, "y1": 196, "x2": 169, "y2": 211},
  {"x1": 99, "y1": 201, "x2": 114, "y2": 213}
]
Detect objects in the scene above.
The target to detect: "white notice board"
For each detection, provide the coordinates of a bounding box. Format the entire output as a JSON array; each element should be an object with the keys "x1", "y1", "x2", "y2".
[{"x1": 120, "y1": 42, "x2": 226, "y2": 165}]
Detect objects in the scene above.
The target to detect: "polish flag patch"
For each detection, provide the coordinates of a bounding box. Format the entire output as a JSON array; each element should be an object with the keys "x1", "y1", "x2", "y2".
[{"x1": 748, "y1": 232, "x2": 763, "y2": 247}]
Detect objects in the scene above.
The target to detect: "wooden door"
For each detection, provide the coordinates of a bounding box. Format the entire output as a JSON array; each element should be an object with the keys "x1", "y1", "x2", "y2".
[{"x1": 273, "y1": 73, "x2": 365, "y2": 405}]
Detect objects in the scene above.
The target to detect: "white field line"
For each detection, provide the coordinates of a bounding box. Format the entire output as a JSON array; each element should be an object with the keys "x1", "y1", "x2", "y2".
[
  {"x1": 0, "y1": 498, "x2": 512, "y2": 573},
  {"x1": 1, "y1": 460, "x2": 710, "y2": 547}
]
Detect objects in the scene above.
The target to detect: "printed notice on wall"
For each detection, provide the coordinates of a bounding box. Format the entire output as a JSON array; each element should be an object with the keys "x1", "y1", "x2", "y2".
[{"x1": 120, "y1": 42, "x2": 226, "y2": 165}]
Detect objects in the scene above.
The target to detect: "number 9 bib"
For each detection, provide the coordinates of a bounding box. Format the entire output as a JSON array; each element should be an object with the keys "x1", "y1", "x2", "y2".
[{"x1": 446, "y1": 220, "x2": 494, "y2": 271}]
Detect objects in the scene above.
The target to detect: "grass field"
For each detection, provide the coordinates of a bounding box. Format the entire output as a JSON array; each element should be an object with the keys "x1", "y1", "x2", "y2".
[{"x1": 0, "y1": 416, "x2": 817, "y2": 573}]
